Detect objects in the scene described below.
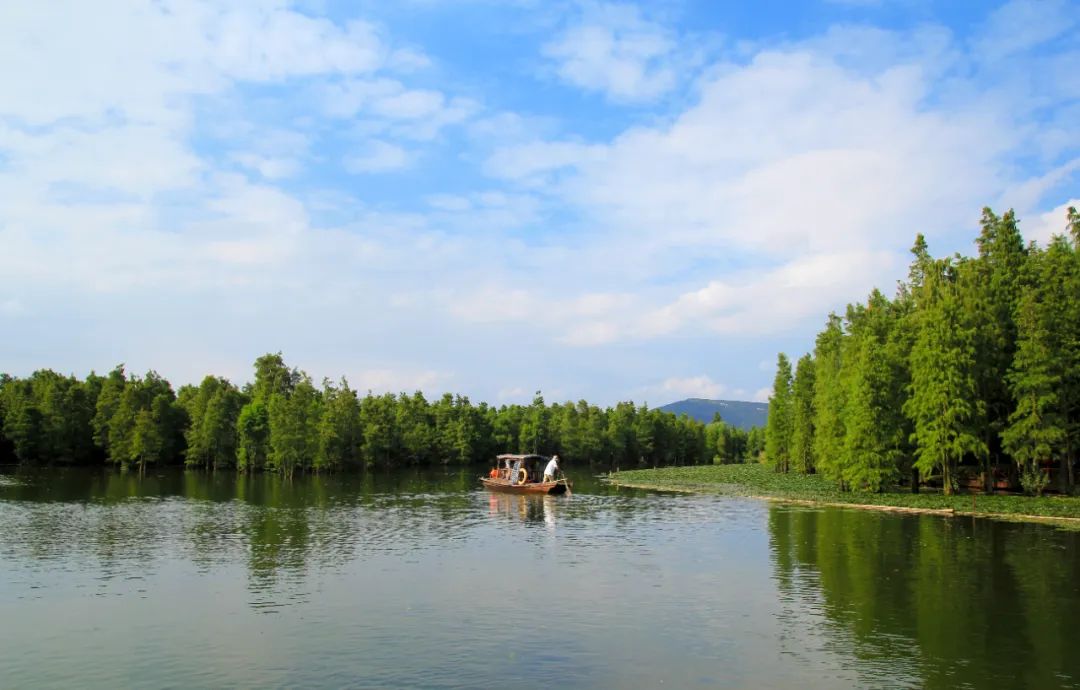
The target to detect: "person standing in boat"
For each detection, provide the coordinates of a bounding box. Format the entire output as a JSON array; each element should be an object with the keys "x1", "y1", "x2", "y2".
[{"x1": 543, "y1": 455, "x2": 560, "y2": 483}]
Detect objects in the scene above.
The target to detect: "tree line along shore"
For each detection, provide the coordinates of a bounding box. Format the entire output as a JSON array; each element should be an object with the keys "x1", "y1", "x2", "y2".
[
  {"x1": 763, "y1": 206, "x2": 1080, "y2": 496},
  {"x1": 0, "y1": 353, "x2": 764, "y2": 476}
]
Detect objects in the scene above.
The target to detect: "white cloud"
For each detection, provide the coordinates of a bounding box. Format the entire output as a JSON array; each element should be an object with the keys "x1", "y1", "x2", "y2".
[
  {"x1": 445, "y1": 285, "x2": 637, "y2": 347},
  {"x1": 998, "y1": 158, "x2": 1080, "y2": 217},
  {"x1": 372, "y1": 88, "x2": 447, "y2": 120},
  {"x1": 231, "y1": 153, "x2": 301, "y2": 180},
  {"x1": 348, "y1": 368, "x2": 452, "y2": 395},
  {"x1": 343, "y1": 140, "x2": 412, "y2": 173},
  {"x1": 221, "y1": 126, "x2": 311, "y2": 180},
  {"x1": 321, "y1": 78, "x2": 477, "y2": 140},
  {"x1": 497, "y1": 386, "x2": 527, "y2": 401},
  {"x1": 429, "y1": 191, "x2": 543, "y2": 232},
  {"x1": 1, "y1": 1, "x2": 1077, "y2": 408},
  {"x1": 542, "y1": 3, "x2": 689, "y2": 103},
  {"x1": 209, "y1": 13, "x2": 386, "y2": 81},
  {"x1": 973, "y1": 0, "x2": 1078, "y2": 61},
  {"x1": 752, "y1": 387, "x2": 772, "y2": 404},
  {"x1": 640, "y1": 250, "x2": 901, "y2": 338},
  {"x1": 494, "y1": 49, "x2": 1013, "y2": 259},
  {"x1": 436, "y1": 247, "x2": 899, "y2": 350},
  {"x1": 427, "y1": 194, "x2": 473, "y2": 211},
  {"x1": 0, "y1": 1, "x2": 397, "y2": 128},
  {"x1": 652, "y1": 375, "x2": 729, "y2": 400},
  {"x1": 1024, "y1": 199, "x2": 1080, "y2": 247},
  {"x1": 478, "y1": 25, "x2": 1080, "y2": 355},
  {"x1": 485, "y1": 141, "x2": 603, "y2": 182}
]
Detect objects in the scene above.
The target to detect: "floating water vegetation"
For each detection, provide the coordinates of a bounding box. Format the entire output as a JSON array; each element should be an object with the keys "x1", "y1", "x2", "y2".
[{"x1": 607, "y1": 464, "x2": 1080, "y2": 524}]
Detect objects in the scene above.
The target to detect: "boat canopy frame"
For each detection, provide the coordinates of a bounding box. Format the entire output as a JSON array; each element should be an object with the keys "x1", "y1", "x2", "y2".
[{"x1": 496, "y1": 454, "x2": 550, "y2": 463}]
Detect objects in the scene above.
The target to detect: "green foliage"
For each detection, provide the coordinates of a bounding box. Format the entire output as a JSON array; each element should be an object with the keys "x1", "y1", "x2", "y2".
[
  {"x1": 1002, "y1": 235, "x2": 1078, "y2": 493},
  {"x1": 0, "y1": 369, "x2": 100, "y2": 465},
  {"x1": 840, "y1": 291, "x2": 907, "y2": 492},
  {"x1": 903, "y1": 259, "x2": 987, "y2": 494},
  {"x1": 267, "y1": 375, "x2": 321, "y2": 477},
  {"x1": 179, "y1": 376, "x2": 245, "y2": 469},
  {"x1": 769, "y1": 205, "x2": 1080, "y2": 496},
  {"x1": 813, "y1": 314, "x2": 847, "y2": 485},
  {"x1": 237, "y1": 401, "x2": 270, "y2": 472},
  {"x1": 1, "y1": 352, "x2": 763, "y2": 473},
  {"x1": 790, "y1": 354, "x2": 816, "y2": 474},
  {"x1": 609, "y1": 464, "x2": 1080, "y2": 520},
  {"x1": 765, "y1": 353, "x2": 794, "y2": 472},
  {"x1": 316, "y1": 378, "x2": 362, "y2": 471},
  {"x1": 92, "y1": 365, "x2": 127, "y2": 454},
  {"x1": 101, "y1": 372, "x2": 184, "y2": 470}
]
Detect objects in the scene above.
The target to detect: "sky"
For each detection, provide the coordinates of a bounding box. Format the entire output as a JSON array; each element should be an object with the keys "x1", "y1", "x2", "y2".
[{"x1": 1, "y1": 0, "x2": 1078, "y2": 407}]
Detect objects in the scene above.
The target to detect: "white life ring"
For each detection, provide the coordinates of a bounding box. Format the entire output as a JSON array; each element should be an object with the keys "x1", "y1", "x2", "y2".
[{"x1": 516, "y1": 468, "x2": 528, "y2": 485}]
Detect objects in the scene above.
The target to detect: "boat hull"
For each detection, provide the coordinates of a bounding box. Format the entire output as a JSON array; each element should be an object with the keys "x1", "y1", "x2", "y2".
[{"x1": 481, "y1": 478, "x2": 569, "y2": 495}]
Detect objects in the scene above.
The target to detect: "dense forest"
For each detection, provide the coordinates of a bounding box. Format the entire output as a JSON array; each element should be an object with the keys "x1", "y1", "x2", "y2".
[
  {"x1": 0, "y1": 354, "x2": 765, "y2": 475},
  {"x1": 765, "y1": 206, "x2": 1080, "y2": 495}
]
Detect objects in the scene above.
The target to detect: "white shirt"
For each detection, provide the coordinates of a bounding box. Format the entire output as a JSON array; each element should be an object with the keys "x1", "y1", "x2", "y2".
[{"x1": 544, "y1": 457, "x2": 559, "y2": 477}]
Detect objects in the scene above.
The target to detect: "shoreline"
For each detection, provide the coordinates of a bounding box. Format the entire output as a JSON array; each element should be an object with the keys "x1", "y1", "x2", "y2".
[{"x1": 606, "y1": 467, "x2": 1080, "y2": 528}]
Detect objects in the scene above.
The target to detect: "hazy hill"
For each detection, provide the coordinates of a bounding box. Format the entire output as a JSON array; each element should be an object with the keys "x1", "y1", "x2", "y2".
[{"x1": 657, "y1": 398, "x2": 768, "y2": 430}]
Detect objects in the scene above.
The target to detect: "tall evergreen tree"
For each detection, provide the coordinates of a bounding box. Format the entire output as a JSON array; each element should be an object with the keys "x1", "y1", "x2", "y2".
[
  {"x1": 813, "y1": 315, "x2": 847, "y2": 486},
  {"x1": 92, "y1": 365, "x2": 127, "y2": 456},
  {"x1": 903, "y1": 259, "x2": 987, "y2": 494},
  {"x1": 316, "y1": 378, "x2": 362, "y2": 471},
  {"x1": 970, "y1": 208, "x2": 1029, "y2": 490},
  {"x1": 1003, "y1": 232, "x2": 1080, "y2": 492},
  {"x1": 765, "y1": 353, "x2": 794, "y2": 472},
  {"x1": 267, "y1": 375, "x2": 321, "y2": 477},
  {"x1": 1003, "y1": 264, "x2": 1064, "y2": 495},
  {"x1": 841, "y1": 292, "x2": 906, "y2": 491},
  {"x1": 790, "y1": 354, "x2": 816, "y2": 474}
]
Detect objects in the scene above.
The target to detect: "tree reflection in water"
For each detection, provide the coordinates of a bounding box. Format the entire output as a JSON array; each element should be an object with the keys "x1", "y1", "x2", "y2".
[{"x1": 768, "y1": 505, "x2": 1080, "y2": 689}]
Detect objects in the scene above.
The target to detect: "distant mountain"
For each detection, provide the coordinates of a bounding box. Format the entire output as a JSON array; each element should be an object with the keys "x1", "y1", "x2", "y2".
[{"x1": 657, "y1": 398, "x2": 768, "y2": 430}]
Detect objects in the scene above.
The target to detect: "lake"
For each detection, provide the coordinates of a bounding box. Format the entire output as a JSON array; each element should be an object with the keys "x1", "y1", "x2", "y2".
[{"x1": 2, "y1": 466, "x2": 1080, "y2": 689}]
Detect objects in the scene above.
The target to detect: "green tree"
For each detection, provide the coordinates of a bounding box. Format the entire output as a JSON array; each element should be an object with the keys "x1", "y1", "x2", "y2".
[
  {"x1": 969, "y1": 208, "x2": 1029, "y2": 491},
  {"x1": 520, "y1": 391, "x2": 552, "y2": 455},
  {"x1": 1, "y1": 380, "x2": 44, "y2": 463},
  {"x1": 359, "y1": 393, "x2": 398, "y2": 467},
  {"x1": 841, "y1": 293, "x2": 905, "y2": 492},
  {"x1": 813, "y1": 315, "x2": 847, "y2": 485},
  {"x1": 790, "y1": 354, "x2": 816, "y2": 474},
  {"x1": 267, "y1": 375, "x2": 321, "y2": 477},
  {"x1": 396, "y1": 391, "x2": 433, "y2": 464},
  {"x1": 903, "y1": 259, "x2": 987, "y2": 494},
  {"x1": 180, "y1": 376, "x2": 244, "y2": 469},
  {"x1": 607, "y1": 401, "x2": 640, "y2": 468},
  {"x1": 237, "y1": 402, "x2": 270, "y2": 472},
  {"x1": 92, "y1": 365, "x2": 127, "y2": 456},
  {"x1": 317, "y1": 378, "x2": 362, "y2": 471},
  {"x1": 1002, "y1": 235, "x2": 1077, "y2": 493},
  {"x1": 249, "y1": 352, "x2": 297, "y2": 401},
  {"x1": 765, "y1": 353, "x2": 794, "y2": 472},
  {"x1": 1003, "y1": 277, "x2": 1063, "y2": 494},
  {"x1": 130, "y1": 409, "x2": 162, "y2": 472},
  {"x1": 746, "y1": 426, "x2": 766, "y2": 462}
]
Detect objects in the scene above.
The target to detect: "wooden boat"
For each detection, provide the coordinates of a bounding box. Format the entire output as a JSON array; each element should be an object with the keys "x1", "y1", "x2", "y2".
[{"x1": 481, "y1": 454, "x2": 571, "y2": 495}]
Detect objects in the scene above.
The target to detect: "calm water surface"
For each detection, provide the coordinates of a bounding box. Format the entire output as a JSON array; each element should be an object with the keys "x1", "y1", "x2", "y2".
[{"x1": 2, "y1": 466, "x2": 1080, "y2": 689}]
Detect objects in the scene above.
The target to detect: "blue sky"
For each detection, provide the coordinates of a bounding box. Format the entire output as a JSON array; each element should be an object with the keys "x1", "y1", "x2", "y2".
[{"x1": 1, "y1": 0, "x2": 1078, "y2": 406}]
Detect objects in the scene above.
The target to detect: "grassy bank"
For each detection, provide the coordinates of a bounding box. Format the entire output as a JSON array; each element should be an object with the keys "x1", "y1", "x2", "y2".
[{"x1": 608, "y1": 464, "x2": 1080, "y2": 523}]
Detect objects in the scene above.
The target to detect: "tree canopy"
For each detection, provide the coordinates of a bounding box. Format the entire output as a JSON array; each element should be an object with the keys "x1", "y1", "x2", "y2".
[
  {"x1": 1, "y1": 354, "x2": 763, "y2": 473},
  {"x1": 765, "y1": 206, "x2": 1080, "y2": 495}
]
